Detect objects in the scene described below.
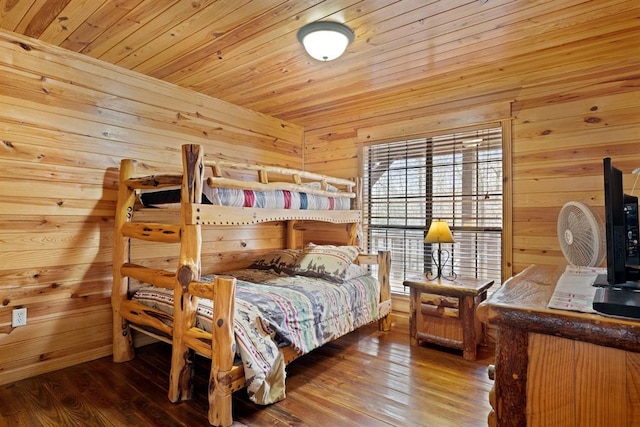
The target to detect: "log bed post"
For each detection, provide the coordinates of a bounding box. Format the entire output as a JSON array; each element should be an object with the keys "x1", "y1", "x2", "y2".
[
  {"x1": 209, "y1": 275, "x2": 236, "y2": 427},
  {"x1": 350, "y1": 176, "x2": 362, "y2": 247},
  {"x1": 112, "y1": 159, "x2": 137, "y2": 362},
  {"x1": 347, "y1": 222, "x2": 360, "y2": 246},
  {"x1": 169, "y1": 144, "x2": 205, "y2": 403},
  {"x1": 378, "y1": 250, "x2": 392, "y2": 331}
]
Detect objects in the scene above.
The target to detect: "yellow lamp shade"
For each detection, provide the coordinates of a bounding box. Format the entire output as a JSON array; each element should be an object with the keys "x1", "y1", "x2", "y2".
[{"x1": 424, "y1": 221, "x2": 455, "y2": 244}]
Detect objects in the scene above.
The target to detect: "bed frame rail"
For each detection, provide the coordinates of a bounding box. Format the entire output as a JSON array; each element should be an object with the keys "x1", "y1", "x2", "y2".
[{"x1": 206, "y1": 160, "x2": 356, "y2": 199}]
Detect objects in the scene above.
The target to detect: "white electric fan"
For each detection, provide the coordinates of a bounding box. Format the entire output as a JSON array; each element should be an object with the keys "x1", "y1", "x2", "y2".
[{"x1": 557, "y1": 201, "x2": 606, "y2": 267}]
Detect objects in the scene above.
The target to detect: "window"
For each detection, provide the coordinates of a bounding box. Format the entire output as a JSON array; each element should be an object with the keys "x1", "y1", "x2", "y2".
[{"x1": 363, "y1": 126, "x2": 503, "y2": 294}]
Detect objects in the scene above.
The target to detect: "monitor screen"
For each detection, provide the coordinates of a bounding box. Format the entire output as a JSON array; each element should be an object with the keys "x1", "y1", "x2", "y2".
[
  {"x1": 602, "y1": 158, "x2": 640, "y2": 286},
  {"x1": 603, "y1": 158, "x2": 627, "y2": 284},
  {"x1": 593, "y1": 159, "x2": 640, "y2": 317}
]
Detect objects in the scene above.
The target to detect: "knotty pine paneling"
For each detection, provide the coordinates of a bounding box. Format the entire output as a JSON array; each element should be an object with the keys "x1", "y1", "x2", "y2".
[
  {"x1": 129, "y1": 223, "x2": 288, "y2": 277},
  {"x1": 304, "y1": 33, "x2": 640, "y2": 281},
  {"x1": 128, "y1": 210, "x2": 289, "y2": 276},
  {"x1": 1, "y1": 0, "x2": 639, "y2": 387},
  {"x1": 1, "y1": 0, "x2": 635, "y2": 133},
  {"x1": 511, "y1": 87, "x2": 640, "y2": 273},
  {"x1": 0, "y1": 29, "x2": 303, "y2": 386}
]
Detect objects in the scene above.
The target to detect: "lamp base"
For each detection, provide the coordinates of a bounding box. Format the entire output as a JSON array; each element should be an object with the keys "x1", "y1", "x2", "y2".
[{"x1": 425, "y1": 248, "x2": 457, "y2": 281}]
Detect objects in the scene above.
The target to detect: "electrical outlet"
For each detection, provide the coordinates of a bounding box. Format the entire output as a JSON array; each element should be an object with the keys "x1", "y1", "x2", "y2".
[{"x1": 12, "y1": 307, "x2": 27, "y2": 327}]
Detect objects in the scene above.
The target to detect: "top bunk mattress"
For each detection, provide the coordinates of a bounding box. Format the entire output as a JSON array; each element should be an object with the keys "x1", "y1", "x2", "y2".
[{"x1": 140, "y1": 184, "x2": 352, "y2": 210}]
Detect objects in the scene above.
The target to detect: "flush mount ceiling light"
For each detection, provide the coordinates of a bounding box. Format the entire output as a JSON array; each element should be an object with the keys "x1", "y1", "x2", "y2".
[{"x1": 297, "y1": 21, "x2": 354, "y2": 61}]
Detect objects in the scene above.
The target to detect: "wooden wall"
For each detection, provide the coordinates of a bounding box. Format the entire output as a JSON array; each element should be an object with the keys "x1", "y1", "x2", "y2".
[
  {"x1": 0, "y1": 29, "x2": 303, "y2": 386},
  {"x1": 1, "y1": 4, "x2": 640, "y2": 386},
  {"x1": 303, "y1": 31, "x2": 640, "y2": 281}
]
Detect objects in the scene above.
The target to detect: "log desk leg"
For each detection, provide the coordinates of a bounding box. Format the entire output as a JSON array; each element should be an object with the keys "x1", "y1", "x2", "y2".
[{"x1": 405, "y1": 276, "x2": 494, "y2": 361}]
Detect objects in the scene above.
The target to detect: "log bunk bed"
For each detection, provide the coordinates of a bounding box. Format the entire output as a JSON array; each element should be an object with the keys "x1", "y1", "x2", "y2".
[{"x1": 111, "y1": 144, "x2": 392, "y2": 426}]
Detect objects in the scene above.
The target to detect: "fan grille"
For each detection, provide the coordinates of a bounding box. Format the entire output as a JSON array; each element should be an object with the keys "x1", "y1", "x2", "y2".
[{"x1": 557, "y1": 201, "x2": 605, "y2": 267}]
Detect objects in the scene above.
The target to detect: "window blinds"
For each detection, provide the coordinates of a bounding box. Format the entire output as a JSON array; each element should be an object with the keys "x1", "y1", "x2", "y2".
[{"x1": 363, "y1": 127, "x2": 503, "y2": 294}]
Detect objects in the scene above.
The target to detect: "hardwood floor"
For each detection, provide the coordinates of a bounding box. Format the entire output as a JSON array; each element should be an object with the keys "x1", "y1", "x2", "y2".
[{"x1": 0, "y1": 315, "x2": 494, "y2": 426}]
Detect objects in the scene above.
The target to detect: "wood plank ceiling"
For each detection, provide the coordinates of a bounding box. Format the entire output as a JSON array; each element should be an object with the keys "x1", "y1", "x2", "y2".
[{"x1": 1, "y1": 0, "x2": 638, "y2": 131}]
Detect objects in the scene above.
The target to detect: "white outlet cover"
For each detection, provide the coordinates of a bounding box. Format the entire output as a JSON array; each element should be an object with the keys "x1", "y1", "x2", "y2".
[{"x1": 12, "y1": 307, "x2": 27, "y2": 327}]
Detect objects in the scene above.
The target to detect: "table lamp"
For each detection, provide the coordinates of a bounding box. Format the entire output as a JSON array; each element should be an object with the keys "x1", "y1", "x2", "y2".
[{"x1": 424, "y1": 220, "x2": 456, "y2": 280}]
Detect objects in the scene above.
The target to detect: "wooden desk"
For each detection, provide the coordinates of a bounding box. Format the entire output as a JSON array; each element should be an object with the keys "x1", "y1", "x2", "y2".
[
  {"x1": 477, "y1": 265, "x2": 640, "y2": 427},
  {"x1": 404, "y1": 276, "x2": 494, "y2": 361}
]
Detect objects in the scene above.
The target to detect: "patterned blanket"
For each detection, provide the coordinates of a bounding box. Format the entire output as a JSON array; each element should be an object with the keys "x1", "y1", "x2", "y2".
[{"x1": 132, "y1": 268, "x2": 380, "y2": 404}]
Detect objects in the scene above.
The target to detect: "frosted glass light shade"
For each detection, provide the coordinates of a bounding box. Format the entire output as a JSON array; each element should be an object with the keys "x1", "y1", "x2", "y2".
[{"x1": 297, "y1": 22, "x2": 354, "y2": 61}]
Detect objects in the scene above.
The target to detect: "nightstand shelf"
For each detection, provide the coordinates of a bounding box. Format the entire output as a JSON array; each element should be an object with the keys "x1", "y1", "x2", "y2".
[{"x1": 404, "y1": 276, "x2": 494, "y2": 361}]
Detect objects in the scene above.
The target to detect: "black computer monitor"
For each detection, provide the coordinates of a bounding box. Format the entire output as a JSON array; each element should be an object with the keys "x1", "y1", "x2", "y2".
[
  {"x1": 601, "y1": 158, "x2": 639, "y2": 286},
  {"x1": 593, "y1": 159, "x2": 640, "y2": 318}
]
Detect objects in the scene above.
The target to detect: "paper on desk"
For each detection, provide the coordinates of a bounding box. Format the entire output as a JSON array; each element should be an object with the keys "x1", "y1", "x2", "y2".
[{"x1": 547, "y1": 266, "x2": 606, "y2": 313}]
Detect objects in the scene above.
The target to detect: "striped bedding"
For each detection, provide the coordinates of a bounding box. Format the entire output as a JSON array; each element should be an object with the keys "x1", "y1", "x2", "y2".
[
  {"x1": 206, "y1": 187, "x2": 351, "y2": 210},
  {"x1": 139, "y1": 185, "x2": 351, "y2": 210},
  {"x1": 132, "y1": 268, "x2": 380, "y2": 405}
]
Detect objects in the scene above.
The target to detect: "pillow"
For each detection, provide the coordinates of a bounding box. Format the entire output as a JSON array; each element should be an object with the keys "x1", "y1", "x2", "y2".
[
  {"x1": 343, "y1": 263, "x2": 370, "y2": 281},
  {"x1": 249, "y1": 249, "x2": 300, "y2": 275},
  {"x1": 293, "y1": 244, "x2": 360, "y2": 283}
]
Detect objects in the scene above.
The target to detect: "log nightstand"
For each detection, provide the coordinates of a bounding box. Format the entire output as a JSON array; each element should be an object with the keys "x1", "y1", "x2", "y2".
[{"x1": 404, "y1": 276, "x2": 494, "y2": 361}]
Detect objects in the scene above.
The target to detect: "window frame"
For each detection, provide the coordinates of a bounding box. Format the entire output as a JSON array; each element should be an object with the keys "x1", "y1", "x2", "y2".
[{"x1": 360, "y1": 121, "x2": 511, "y2": 295}]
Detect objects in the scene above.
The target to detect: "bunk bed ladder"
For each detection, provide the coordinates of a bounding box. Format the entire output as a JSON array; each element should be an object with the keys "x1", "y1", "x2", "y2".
[
  {"x1": 112, "y1": 158, "x2": 184, "y2": 363},
  {"x1": 111, "y1": 148, "x2": 204, "y2": 367}
]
